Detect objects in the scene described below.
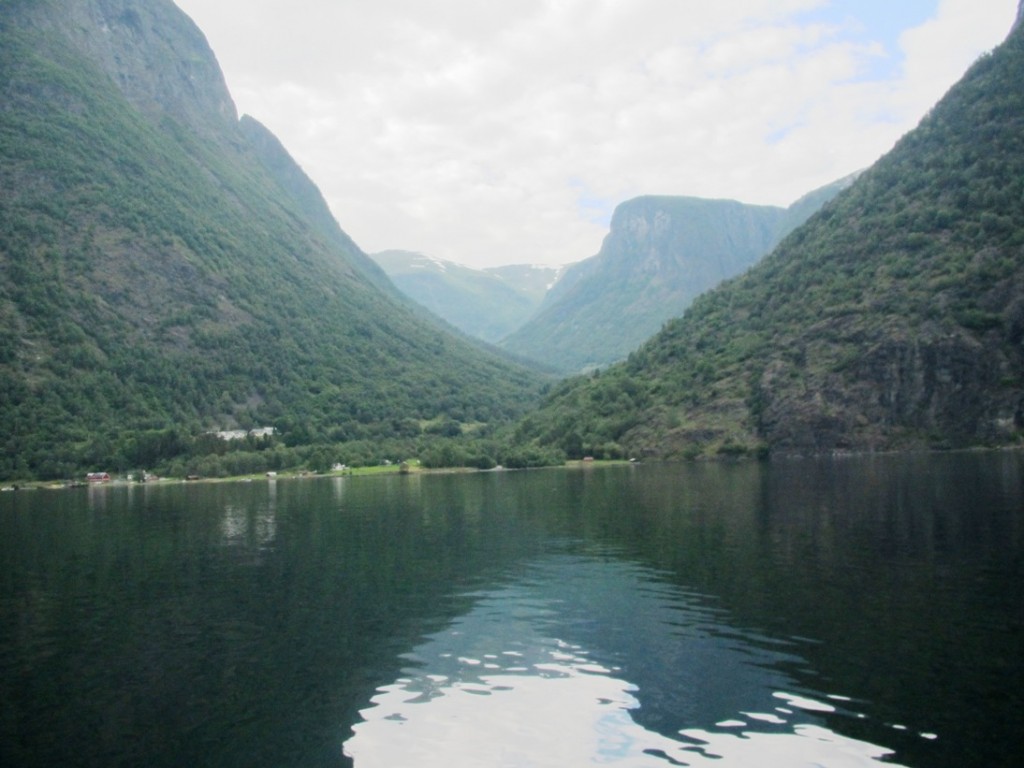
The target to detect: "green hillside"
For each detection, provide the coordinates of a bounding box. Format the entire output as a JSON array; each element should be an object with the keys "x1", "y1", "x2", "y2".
[
  {"x1": 0, "y1": 0, "x2": 543, "y2": 480},
  {"x1": 500, "y1": 180, "x2": 850, "y2": 374},
  {"x1": 510, "y1": 17, "x2": 1024, "y2": 460}
]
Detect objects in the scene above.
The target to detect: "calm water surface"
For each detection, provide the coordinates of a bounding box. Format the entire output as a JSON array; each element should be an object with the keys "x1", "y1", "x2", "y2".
[{"x1": 1, "y1": 454, "x2": 1021, "y2": 767}]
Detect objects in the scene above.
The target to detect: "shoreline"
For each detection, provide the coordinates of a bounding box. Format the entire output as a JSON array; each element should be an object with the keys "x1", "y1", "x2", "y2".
[
  {"x1": 0, "y1": 459, "x2": 643, "y2": 492},
  {"x1": 6, "y1": 444, "x2": 1020, "y2": 492}
]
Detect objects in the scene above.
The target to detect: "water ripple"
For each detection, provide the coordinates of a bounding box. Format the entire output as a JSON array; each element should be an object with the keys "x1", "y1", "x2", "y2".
[{"x1": 344, "y1": 554, "x2": 905, "y2": 767}]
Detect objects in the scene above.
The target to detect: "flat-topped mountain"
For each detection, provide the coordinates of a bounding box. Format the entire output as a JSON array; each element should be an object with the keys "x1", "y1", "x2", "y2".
[{"x1": 500, "y1": 176, "x2": 855, "y2": 373}]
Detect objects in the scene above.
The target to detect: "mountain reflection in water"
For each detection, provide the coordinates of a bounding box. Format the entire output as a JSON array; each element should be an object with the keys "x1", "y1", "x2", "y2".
[
  {"x1": 344, "y1": 553, "x2": 908, "y2": 767},
  {"x1": 3, "y1": 456, "x2": 1018, "y2": 767}
]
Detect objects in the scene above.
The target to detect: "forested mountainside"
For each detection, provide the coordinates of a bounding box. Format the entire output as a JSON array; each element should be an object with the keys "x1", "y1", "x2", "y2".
[
  {"x1": 0, "y1": 0, "x2": 544, "y2": 480},
  {"x1": 510, "y1": 13, "x2": 1024, "y2": 460},
  {"x1": 371, "y1": 250, "x2": 561, "y2": 343},
  {"x1": 500, "y1": 176, "x2": 854, "y2": 374}
]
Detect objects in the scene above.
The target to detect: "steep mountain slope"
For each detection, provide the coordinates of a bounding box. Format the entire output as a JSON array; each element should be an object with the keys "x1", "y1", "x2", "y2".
[
  {"x1": 371, "y1": 250, "x2": 562, "y2": 343},
  {"x1": 775, "y1": 171, "x2": 861, "y2": 237},
  {"x1": 501, "y1": 179, "x2": 850, "y2": 374},
  {"x1": 0, "y1": 0, "x2": 542, "y2": 479},
  {"x1": 237, "y1": 114, "x2": 396, "y2": 297},
  {"x1": 511, "y1": 13, "x2": 1024, "y2": 459}
]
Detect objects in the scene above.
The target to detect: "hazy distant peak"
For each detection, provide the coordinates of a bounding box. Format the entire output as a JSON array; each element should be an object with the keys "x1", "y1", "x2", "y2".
[
  {"x1": 369, "y1": 252, "x2": 562, "y2": 343},
  {"x1": 610, "y1": 194, "x2": 778, "y2": 222},
  {"x1": 374, "y1": 250, "x2": 453, "y2": 272},
  {"x1": 422, "y1": 255, "x2": 452, "y2": 272}
]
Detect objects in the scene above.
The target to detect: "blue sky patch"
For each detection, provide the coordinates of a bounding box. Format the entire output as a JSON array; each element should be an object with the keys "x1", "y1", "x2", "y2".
[{"x1": 800, "y1": 1, "x2": 936, "y2": 82}]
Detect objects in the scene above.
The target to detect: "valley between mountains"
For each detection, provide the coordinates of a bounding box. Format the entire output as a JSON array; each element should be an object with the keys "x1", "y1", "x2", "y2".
[{"x1": 1, "y1": 0, "x2": 1023, "y2": 480}]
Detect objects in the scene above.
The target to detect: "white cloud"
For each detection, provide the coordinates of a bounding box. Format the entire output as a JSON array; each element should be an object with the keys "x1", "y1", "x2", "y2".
[
  {"x1": 898, "y1": 0, "x2": 1018, "y2": 110},
  {"x1": 174, "y1": 0, "x2": 1018, "y2": 267}
]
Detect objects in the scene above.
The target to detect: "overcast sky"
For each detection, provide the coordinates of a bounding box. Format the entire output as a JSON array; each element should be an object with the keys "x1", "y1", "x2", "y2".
[{"x1": 173, "y1": 0, "x2": 1017, "y2": 268}]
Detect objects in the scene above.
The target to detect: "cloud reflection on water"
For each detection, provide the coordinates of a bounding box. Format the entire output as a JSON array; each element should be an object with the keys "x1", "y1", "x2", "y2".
[{"x1": 344, "y1": 553, "x2": 905, "y2": 767}]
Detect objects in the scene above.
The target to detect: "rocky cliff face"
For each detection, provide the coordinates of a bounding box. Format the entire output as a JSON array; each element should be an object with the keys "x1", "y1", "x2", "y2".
[
  {"x1": 500, "y1": 196, "x2": 786, "y2": 372},
  {"x1": 502, "y1": 179, "x2": 849, "y2": 374},
  {"x1": 12, "y1": 0, "x2": 237, "y2": 140},
  {"x1": 754, "y1": 324, "x2": 1021, "y2": 453}
]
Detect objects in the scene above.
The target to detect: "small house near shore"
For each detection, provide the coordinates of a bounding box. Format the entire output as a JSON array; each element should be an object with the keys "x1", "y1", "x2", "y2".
[{"x1": 210, "y1": 427, "x2": 277, "y2": 441}]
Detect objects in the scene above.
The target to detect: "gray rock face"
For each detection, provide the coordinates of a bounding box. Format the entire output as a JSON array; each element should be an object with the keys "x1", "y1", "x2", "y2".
[
  {"x1": 755, "y1": 326, "x2": 1021, "y2": 454},
  {"x1": 500, "y1": 196, "x2": 786, "y2": 373},
  {"x1": 500, "y1": 178, "x2": 852, "y2": 375},
  {"x1": 16, "y1": 0, "x2": 237, "y2": 139}
]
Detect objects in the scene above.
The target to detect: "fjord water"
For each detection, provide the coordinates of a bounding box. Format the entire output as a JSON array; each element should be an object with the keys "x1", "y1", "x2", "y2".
[{"x1": 1, "y1": 455, "x2": 1021, "y2": 767}]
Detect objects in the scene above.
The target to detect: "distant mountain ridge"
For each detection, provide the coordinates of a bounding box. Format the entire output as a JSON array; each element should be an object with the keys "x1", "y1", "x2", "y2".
[
  {"x1": 371, "y1": 251, "x2": 564, "y2": 343},
  {"x1": 500, "y1": 176, "x2": 855, "y2": 373},
  {"x1": 509, "y1": 12, "x2": 1024, "y2": 458},
  {"x1": 0, "y1": 0, "x2": 542, "y2": 479}
]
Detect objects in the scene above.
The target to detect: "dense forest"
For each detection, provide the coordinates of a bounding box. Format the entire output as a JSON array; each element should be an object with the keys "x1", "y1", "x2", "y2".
[{"x1": 0, "y1": 0, "x2": 547, "y2": 481}]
